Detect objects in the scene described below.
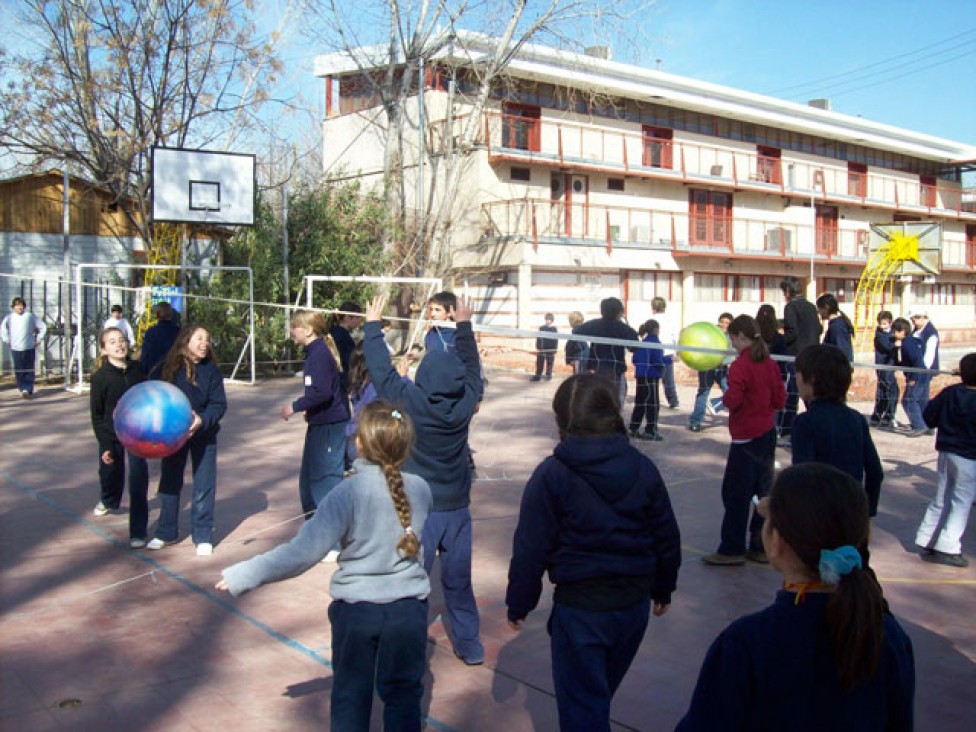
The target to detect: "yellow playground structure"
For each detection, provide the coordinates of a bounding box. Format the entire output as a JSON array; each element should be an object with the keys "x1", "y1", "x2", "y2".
[
  {"x1": 853, "y1": 222, "x2": 941, "y2": 353},
  {"x1": 135, "y1": 223, "x2": 184, "y2": 344}
]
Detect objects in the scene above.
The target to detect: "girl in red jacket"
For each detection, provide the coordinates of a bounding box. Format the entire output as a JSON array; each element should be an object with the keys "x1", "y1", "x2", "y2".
[{"x1": 703, "y1": 315, "x2": 786, "y2": 566}]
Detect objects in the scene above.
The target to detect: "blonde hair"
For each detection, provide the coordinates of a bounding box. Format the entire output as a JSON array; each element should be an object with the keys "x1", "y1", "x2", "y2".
[
  {"x1": 92, "y1": 327, "x2": 128, "y2": 373},
  {"x1": 357, "y1": 399, "x2": 419, "y2": 558},
  {"x1": 291, "y1": 309, "x2": 342, "y2": 370},
  {"x1": 568, "y1": 311, "x2": 584, "y2": 328}
]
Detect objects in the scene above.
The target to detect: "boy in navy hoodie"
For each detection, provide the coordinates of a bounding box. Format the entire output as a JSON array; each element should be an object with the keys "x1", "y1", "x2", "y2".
[
  {"x1": 362, "y1": 294, "x2": 485, "y2": 664},
  {"x1": 892, "y1": 317, "x2": 927, "y2": 435}
]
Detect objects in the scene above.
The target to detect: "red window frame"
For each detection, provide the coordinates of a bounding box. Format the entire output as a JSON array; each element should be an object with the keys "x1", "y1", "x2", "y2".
[
  {"x1": 501, "y1": 102, "x2": 541, "y2": 152},
  {"x1": 966, "y1": 225, "x2": 976, "y2": 267},
  {"x1": 816, "y1": 204, "x2": 839, "y2": 256},
  {"x1": 642, "y1": 126, "x2": 673, "y2": 169},
  {"x1": 756, "y1": 146, "x2": 782, "y2": 185},
  {"x1": 848, "y1": 162, "x2": 867, "y2": 198},
  {"x1": 920, "y1": 175, "x2": 937, "y2": 208},
  {"x1": 689, "y1": 189, "x2": 733, "y2": 248}
]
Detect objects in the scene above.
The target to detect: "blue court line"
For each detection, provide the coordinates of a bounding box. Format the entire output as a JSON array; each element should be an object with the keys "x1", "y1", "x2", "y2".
[{"x1": 0, "y1": 472, "x2": 461, "y2": 732}]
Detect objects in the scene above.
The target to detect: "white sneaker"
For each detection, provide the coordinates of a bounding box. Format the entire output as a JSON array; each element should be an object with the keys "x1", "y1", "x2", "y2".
[
  {"x1": 706, "y1": 401, "x2": 717, "y2": 416},
  {"x1": 129, "y1": 538, "x2": 147, "y2": 549},
  {"x1": 196, "y1": 542, "x2": 213, "y2": 556},
  {"x1": 92, "y1": 502, "x2": 110, "y2": 517},
  {"x1": 321, "y1": 549, "x2": 340, "y2": 563},
  {"x1": 146, "y1": 538, "x2": 169, "y2": 551}
]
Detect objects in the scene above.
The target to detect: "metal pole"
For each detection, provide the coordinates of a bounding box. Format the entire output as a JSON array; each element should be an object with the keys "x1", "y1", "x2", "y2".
[
  {"x1": 809, "y1": 188, "x2": 816, "y2": 295},
  {"x1": 282, "y1": 185, "x2": 290, "y2": 337},
  {"x1": 417, "y1": 56, "x2": 425, "y2": 277},
  {"x1": 62, "y1": 169, "x2": 72, "y2": 386},
  {"x1": 181, "y1": 224, "x2": 189, "y2": 322}
]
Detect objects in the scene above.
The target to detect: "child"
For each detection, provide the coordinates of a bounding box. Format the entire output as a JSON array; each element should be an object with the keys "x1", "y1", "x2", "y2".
[
  {"x1": 531, "y1": 313, "x2": 558, "y2": 382},
  {"x1": 89, "y1": 327, "x2": 150, "y2": 547},
  {"x1": 506, "y1": 374, "x2": 681, "y2": 730},
  {"x1": 629, "y1": 319, "x2": 665, "y2": 440},
  {"x1": 424, "y1": 290, "x2": 458, "y2": 355},
  {"x1": 362, "y1": 293, "x2": 485, "y2": 665},
  {"x1": 139, "y1": 301, "x2": 180, "y2": 378},
  {"x1": 102, "y1": 304, "x2": 135, "y2": 345},
  {"x1": 147, "y1": 325, "x2": 227, "y2": 556},
  {"x1": 345, "y1": 343, "x2": 411, "y2": 465},
  {"x1": 914, "y1": 352, "x2": 976, "y2": 567},
  {"x1": 1, "y1": 296, "x2": 46, "y2": 398},
  {"x1": 217, "y1": 401, "x2": 433, "y2": 730},
  {"x1": 689, "y1": 312, "x2": 734, "y2": 431},
  {"x1": 703, "y1": 315, "x2": 786, "y2": 566},
  {"x1": 575, "y1": 297, "x2": 639, "y2": 407},
  {"x1": 791, "y1": 345, "x2": 884, "y2": 518},
  {"x1": 815, "y1": 292, "x2": 854, "y2": 362},
  {"x1": 677, "y1": 463, "x2": 914, "y2": 730},
  {"x1": 282, "y1": 310, "x2": 349, "y2": 520},
  {"x1": 564, "y1": 311, "x2": 589, "y2": 375},
  {"x1": 327, "y1": 300, "x2": 363, "y2": 395},
  {"x1": 892, "y1": 317, "x2": 927, "y2": 435},
  {"x1": 870, "y1": 310, "x2": 899, "y2": 428}
]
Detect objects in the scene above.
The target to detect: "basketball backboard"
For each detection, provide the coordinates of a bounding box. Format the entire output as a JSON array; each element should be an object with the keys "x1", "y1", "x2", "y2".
[
  {"x1": 151, "y1": 147, "x2": 255, "y2": 226},
  {"x1": 867, "y1": 222, "x2": 941, "y2": 276}
]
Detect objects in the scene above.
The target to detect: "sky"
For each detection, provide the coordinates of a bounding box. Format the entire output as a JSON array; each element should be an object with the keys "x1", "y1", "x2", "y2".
[{"x1": 264, "y1": 0, "x2": 976, "y2": 147}]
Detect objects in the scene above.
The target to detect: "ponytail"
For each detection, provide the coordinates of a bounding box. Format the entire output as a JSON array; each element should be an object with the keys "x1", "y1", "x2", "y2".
[
  {"x1": 728, "y1": 315, "x2": 770, "y2": 363},
  {"x1": 827, "y1": 565, "x2": 885, "y2": 691}
]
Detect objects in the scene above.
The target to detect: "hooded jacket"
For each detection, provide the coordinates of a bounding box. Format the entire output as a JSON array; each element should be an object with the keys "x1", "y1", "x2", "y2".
[
  {"x1": 924, "y1": 383, "x2": 976, "y2": 460},
  {"x1": 362, "y1": 319, "x2": 481, "y2": 511},
  {"x1": 506, "y1": 433, "x2": 681, "y2": 621}
]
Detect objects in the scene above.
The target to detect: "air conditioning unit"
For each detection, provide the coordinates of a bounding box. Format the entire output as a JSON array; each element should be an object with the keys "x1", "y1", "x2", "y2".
[{"x1": 765, "y1": 228, "x2": 792, "y2": 253}]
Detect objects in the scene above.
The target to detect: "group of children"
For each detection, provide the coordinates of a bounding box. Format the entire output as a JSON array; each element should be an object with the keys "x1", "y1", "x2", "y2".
[{"x1": 82, "y1": 292, "x2": 974, "y2": 729}]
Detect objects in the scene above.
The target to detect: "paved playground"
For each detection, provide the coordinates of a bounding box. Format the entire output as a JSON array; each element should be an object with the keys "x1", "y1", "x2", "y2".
[{"x1": 2, "y1": 370, "x2": 974, "y2": 731}]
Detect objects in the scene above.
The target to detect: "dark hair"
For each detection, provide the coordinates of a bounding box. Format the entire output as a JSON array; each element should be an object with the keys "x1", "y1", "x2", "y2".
[
  {"x1": 718, "y1": 312, "x2": 734, "y2": 324},
  {"x1": 816, "y1": 293, "x2": 854, "y2": 333},
  {"x1": 891, "y1": 317, "x2": 912, "y2": 336},
  {"x1": 328, "y1": 300, "x2": 363, "y2": 331},
  {"x1": 768, "y1": 464, "x2": 884, "y2": 691},
  {"x1": 552, "y1": 374, "x2": 625, "y2": 439},
  {"x1": 728, "y1": 315, "x2": 769, "y2": 362},
  {"x1": 755, "y1": 304, "x2": 779, "y2": 345},
  {"x1": 154, "y1": 301, "x2": 174, "y2": 321},
  {"x1": 959, "y1": 353, "x2": 976, "y2": 386},
  {"x1": 599, "y1": 297, "x2": 625, "y2": 320},
  {"x1": 357, "y1": 400, "x2": 419, "y2": 558},
  {"x1": 780, "y1": 276, "x2": 801, "y2": 298},
  {"x1": 428, "y1": 291, "x2": 457, "y2": 311},
  {"x1": 544, "y1": 312, "x2": 554, "y2": 321},
  {"x1": 876, "y1": 310, "x2": 893, "y2": 324},
  {"x1": 795, "y1": 345, "x2": 852, "y2": 402},
  {"x1": 111, "y1": 304, "x2": 123, "y2": 313},
  {"x1": 346, "y1": 343, "x2": 371, "y2": 400},
  {"x1": 639, "y1": 319, "x2": 660, "y2": 337},
  {"x1": 11, "y1": 296, "x2": 26, "y2": 308},
  {"x1": 161, "y1": 324, "x2": 210, "y2": 385}
]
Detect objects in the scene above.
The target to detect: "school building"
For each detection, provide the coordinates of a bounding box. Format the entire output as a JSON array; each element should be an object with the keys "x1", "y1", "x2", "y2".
[{"x1": 315, "y1": 31, "x2": 976, "y2": 350}]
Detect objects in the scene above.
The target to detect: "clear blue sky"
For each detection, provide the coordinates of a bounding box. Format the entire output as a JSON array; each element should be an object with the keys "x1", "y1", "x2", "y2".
[{"x1": 634, "y1": 0, "x2": 976, "y2": 144}]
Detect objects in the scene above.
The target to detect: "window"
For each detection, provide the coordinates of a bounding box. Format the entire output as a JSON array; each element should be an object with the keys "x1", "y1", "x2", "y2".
[
  {"x1": 966, "y1": 225, "x2": 976, "y2": 267},
  {"x1": 689, "y1": 189, "x2": 733, "y2": 247},
  {"x1": 926, "y1": 283, "x2": 955, "y2": 305},
  {"x1": 755, "y1": 146, "x2": 782, "y2": 184},
  {"x1": 848, "y1": 162, "x2": 867, "y2": 197},
  {"x1": 920, "y1": 175, "x2": 937, "y2": 208},
  {"x1": 694, "y1": 273, "x2": 725, "y2": 301},
  {"x1": 642, "y1": 126, "x2": 673, "y2": 169},
  {"x1": 510, "y1": 167, "x2": 531, "y2": 182},
  {"x1": 608, "y1": 178, "x2": 625, "y2": 191},
  {"x1": 815, "y1": 205, "x2": 839, "y2": 256},
  {"x1": 822, "y1": 278, "x2": 858, "y2": 302},
  {"x1": 501, "y1": 102, "x2": 540, "y2": 151},
  {"x1": 727, "y1": 275, "x2": 761, "y2": 301}
]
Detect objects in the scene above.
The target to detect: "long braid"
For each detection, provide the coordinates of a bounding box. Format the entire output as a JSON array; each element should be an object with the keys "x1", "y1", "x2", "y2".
[{"x1": 381, "y1": 461, "x2": 419, "y2": 558}]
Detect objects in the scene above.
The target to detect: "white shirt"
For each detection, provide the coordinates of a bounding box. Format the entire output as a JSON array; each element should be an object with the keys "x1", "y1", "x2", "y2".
[
  {"x1": 103, "y1": 315, "x2": 136, "y2": 344},
  {"x1": 655, "y1": 310, "x2": 679, "y2": 357},
  {"x1": 2, "y1": 311, "x2": 47, "y2": 351}
]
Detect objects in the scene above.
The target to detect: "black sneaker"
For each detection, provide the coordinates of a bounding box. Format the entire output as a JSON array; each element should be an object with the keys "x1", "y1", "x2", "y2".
[
  {"x1": 921, "y1": 550, "x2": 969, "y2": 568},
  {"x1": 687, "y1": 423, "x2": 703, "y2": 433}
]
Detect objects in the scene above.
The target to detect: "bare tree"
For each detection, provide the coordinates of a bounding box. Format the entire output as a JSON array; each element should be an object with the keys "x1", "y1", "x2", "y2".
[
  {"x1": 301, "y1": 0, "x2": 653, "y2": 281},
  {"x1": 0, "y1": 0, "x2": 283, "y2": 245}
]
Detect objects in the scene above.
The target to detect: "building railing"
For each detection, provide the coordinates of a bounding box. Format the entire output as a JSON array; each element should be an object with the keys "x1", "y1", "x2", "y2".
[
  {"x1": 431, "y1": 111, "x2": 974, "y2": 217},
  {"x1": 481, "y1": 198, "x2": 972, "y2": 266}
]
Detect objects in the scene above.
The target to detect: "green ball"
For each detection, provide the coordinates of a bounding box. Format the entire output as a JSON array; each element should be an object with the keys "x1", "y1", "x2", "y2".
[{"x1": 678, "y1": 322, "x2": 729, "y2": 372}]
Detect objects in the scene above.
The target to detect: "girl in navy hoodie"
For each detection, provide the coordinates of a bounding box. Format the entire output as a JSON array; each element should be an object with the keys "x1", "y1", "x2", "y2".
[
  {"x1": 629, "y1": 318, "x2": 665, "y2": 440},
  {"x1": 282, "y1": 309, "x2": 350, "y2": 523},
  {"x1": 703, "y1": 315, "x2": 786, "y2": 566},
  {"x1": 147, "y1": 325, "x2": 227, "y2": 556},
  {"x1": 506, "y1": 374, "x2": 681, "y2": 731},
  {"x1": 816, "y1": 292, "x2": 854, "y2": 362}
]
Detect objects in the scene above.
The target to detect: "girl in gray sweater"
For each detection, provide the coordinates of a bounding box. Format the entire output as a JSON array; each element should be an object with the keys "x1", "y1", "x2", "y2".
[{"x1": 217, "y1": 400, "x2": 432, "y2": 730}]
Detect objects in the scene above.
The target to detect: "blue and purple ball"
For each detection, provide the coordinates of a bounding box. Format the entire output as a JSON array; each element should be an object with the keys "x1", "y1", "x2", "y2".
[{"x1": 114, "y1": 381, "x2": 193, "y2": 459}]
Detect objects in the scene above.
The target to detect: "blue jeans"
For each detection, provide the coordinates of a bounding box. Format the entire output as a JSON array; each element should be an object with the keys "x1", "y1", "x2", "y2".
[
  {"x1": 157, "y1": 438, "x2": 217, "y2": 545},
  {"x1": 689, "y1": 368, "x2": 725, "y2": 426},
  {"x1": 872, "y1": 368, "x2": 899, "y2": 422},
  {"x1": 718, "y1": 429, "x2": 776, "y2": 556},
  {"x1": 662, "y1": 359, "x2": 678, "y2": 407},
  {"x1": 98, "y1": 442, "x2": 149, "y2": 539},
  {"x1": 299, "y1": 421, "x2": 348, "y2": 517},
  {"x1": 12, "y1": 348, "x2": 36, "y2": 394},
  {"x1": 902, "y1": 378, "x2": 928, "y2": 431},
  {"x1": 422, "y1": 507, "x2": 482, "y2": 659},
  {"x1": 328, "y1": 598, "x2": 428, "y2": 732},
  {"x1": 629, "y1": 376, "x2": 660, "y2": 434},
  {"x1": 549, "y1": 599, "x2": 650, "y2": 732}
]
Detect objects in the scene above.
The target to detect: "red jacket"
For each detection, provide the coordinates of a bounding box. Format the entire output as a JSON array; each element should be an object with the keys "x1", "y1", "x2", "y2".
[{"x1": 723, "y1": 349, "x2": 786, "y2": 441}]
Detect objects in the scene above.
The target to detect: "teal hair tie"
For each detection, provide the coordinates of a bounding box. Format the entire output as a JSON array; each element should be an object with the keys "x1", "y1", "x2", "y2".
[{"x1": 818, "y1": 545, "x2": 862, "y2": 584}]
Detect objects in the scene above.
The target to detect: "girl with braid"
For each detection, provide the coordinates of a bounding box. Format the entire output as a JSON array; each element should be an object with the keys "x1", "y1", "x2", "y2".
[{"x1": 218, "y1": 400, "x2": 432, "y2": 730}]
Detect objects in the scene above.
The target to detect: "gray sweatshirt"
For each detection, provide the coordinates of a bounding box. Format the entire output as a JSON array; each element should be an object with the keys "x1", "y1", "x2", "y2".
[{"x1": 221, "y1": 460, "x2": 432, "y2": 603}]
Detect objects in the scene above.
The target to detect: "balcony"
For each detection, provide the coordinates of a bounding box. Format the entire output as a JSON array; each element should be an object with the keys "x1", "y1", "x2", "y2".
[
  {"x1": 482, "y1": 198, "x2": 875, "y2": 263},
  {"x1": 430, "y1": 112, "x2": 974, "y2": 218}
]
